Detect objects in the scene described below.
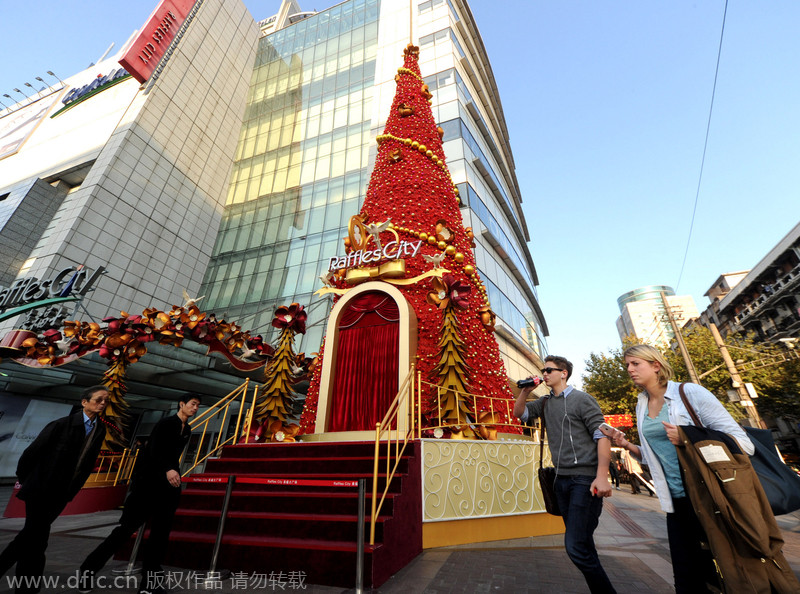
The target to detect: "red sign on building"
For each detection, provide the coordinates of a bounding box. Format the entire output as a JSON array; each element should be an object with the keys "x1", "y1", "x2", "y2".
[{"x1": 119, "y1": 0, "x2": 196, "y2": 84}]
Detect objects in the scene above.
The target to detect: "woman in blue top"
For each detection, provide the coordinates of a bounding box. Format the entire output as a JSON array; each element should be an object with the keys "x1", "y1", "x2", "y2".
[{"x1": 609, "y1": 344, "x2": 753, "y2": 593}]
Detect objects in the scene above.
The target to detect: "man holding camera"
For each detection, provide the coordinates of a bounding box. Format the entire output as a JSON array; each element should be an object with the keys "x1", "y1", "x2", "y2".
[{"x1": 513, "y1": 355, "x2": 616, "y2": 594}]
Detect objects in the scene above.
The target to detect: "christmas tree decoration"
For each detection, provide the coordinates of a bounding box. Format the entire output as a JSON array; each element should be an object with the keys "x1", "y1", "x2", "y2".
[
  {"x1": 12, "y1": 301, "x2": 278, "y2": 449},
  {"x1": 427, "y1": 274, "x2": 473, "y2": 427},
  {"x1": 301, "y1": 43, "x2": 521, "y2": 438},
  {"x1": 101, "y1": 358, "x2": 130, "y2": 450},
  {"x1": 252, "y1": 303, "x2": 307, "y2": 440}
]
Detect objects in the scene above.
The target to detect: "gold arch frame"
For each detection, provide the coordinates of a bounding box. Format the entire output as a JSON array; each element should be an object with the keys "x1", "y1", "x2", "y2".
[{"x1": 314, "y1": 281, "x2": 418, "y2": 434}]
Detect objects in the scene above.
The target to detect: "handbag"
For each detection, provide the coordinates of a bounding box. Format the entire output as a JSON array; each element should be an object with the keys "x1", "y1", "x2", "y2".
[
  {"x1": 537, "y1": 396, "x2": 561, "y2": 516},
  {"x1": 678, "y1": 383, "x2": 800, "y2": 516},
  {"x1": 742, "y1": 426, "x2": 800, "y2": 516}
]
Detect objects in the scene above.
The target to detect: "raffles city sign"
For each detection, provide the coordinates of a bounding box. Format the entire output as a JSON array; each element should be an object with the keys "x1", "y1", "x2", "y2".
[
  {"x1": 325, "y1": 216, "x2": 424, "y2": 285},
  {"x1": 0, "y1": 266, "x2": 105, "y2": 330}
]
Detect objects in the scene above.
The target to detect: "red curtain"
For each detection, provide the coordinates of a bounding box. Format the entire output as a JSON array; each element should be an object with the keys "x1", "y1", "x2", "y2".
[{"x1": 328, "y1": 292, "x2": 400, "y2": 432}]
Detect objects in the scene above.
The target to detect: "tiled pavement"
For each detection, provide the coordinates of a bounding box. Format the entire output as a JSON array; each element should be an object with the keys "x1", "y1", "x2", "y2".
[{"x1": 1, "y1": 486, "x2": 799, "y2": 593}]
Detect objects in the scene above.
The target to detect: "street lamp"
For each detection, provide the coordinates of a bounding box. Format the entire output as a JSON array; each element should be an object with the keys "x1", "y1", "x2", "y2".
[
  {"x1": 24, "y1": 82, "x2": 43, "y2": 98},
  {"x1": 46, "y1": 71, "x2": 65, "y2": 85},
  {"x1": 34, "y1": 76, "x2": 54, "y2": 92}
]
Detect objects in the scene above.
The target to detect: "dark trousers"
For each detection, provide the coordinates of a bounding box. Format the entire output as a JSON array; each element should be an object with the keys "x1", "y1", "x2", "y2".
[
  {"x1": 81, "y1": 481, "x2": 180, "y2": 577},
  {"x1": 0, "y1": 498, "x2": 67, "y2": 593},
  {"x1": 609, "y1": 465, "x2": 619, "y2": 488},
  {"x1": 667, "y1": 497, "x2": 719, "y2": 593},
  {"x1": 554, "y1": 475, "x2": 616, "y2": 594}
]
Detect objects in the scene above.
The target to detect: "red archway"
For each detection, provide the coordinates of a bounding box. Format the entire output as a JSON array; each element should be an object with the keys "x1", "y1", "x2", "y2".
[{"x1": 327, "y1": 291, "x2": 399, "y2": 432}]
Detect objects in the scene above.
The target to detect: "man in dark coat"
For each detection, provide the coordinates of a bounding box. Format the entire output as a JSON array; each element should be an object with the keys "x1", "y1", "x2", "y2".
[
  {"x1": 0, "y1": 385, "x2": 108, "y2": 592},
  {"x1": 78, "y1": 393, "x2": 200, "y2": 594}
]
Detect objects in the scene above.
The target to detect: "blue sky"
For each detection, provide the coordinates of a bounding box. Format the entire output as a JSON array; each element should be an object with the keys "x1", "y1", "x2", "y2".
[{"x1": 2, "y1": 1, "x2": 799, "y2": 383}]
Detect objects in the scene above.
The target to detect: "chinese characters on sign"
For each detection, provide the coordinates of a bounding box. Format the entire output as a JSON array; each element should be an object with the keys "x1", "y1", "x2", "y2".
[
  {"x1": 144, "y1": 570, "x2": 308, "y2": 590},
  {"x1": 119, "y1": 0, "x2": 196, "y2": 84}
]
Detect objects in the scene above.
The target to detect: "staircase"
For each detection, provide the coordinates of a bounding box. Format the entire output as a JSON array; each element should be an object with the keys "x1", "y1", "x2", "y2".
[{"x1": 164, "y1": 439, "x2": 422, "y2": 589}]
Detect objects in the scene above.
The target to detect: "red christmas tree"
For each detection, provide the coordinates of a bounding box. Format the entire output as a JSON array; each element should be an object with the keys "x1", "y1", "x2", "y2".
[{"x1": 301, "y1": 45, "x2": 521, "y2": 438}]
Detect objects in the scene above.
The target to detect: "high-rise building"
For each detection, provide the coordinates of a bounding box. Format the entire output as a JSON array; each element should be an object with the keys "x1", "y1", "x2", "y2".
[
  {"x1": 199, "y1": 0, "x2": 548, "y2": 380},
  {"x1": 616, "y1": 285, "x2": 699, "y2": 347},
  {"x1": 0, "y1": 0, "x2": 546, "y2": 478}
]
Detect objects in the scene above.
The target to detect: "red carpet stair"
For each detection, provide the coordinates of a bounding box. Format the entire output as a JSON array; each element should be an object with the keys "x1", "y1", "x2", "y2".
[{"x1": 165, "y1": 440, "x2": 422, "y2": 588}]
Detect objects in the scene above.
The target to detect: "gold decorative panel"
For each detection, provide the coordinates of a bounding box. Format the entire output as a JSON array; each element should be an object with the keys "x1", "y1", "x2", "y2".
[{"x1": 422, "y1": 439, "x2": 551, "y2": 521}]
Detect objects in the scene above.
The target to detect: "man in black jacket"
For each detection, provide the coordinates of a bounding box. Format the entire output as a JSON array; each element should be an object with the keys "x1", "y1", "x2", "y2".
[
  {"x1": 0, "y1": 385, "x2": 108, "y2": 593},
  {"x1": 78, "y1": 393, "x2": 200, "y2": 594}
]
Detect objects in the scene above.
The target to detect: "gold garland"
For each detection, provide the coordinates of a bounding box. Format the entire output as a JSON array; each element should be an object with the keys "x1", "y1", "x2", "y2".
[
  {"x1": 397, "y1": 66, "x2": 423, "y2": 82},
  {"x1": 314, "y1": 268, "x2": 450, "y2": 297},
  {"x1": 376, "y1": 133, "x2": 455, "y2": 194},
  {"x1": 388, "y1": 222, "x2": 490, "y2": 308}
]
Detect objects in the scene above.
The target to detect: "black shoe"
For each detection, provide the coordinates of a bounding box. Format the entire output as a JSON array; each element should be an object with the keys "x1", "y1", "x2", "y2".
[{"x1": 77, "y1": 571, "x2": 94, "y2": 593}]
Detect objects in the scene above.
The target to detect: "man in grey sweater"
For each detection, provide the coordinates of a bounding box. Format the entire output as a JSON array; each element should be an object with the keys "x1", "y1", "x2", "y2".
[{"x1": 514, "y1": 355, "x2": 616, "y2": 594}]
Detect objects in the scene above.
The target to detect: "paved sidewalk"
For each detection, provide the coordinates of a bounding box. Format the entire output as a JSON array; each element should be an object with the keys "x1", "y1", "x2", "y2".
[{"x1": 1, "y1": 486, "x2": 799, "y2": 593}]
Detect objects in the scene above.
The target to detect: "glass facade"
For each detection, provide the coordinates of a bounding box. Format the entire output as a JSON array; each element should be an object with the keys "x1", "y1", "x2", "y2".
[
  {"x1": 201, "y1": 0, "x2": 381, "y2": 352},
  {"x1": 201, "y1": 0, "x2": 547, "y2": 362}
]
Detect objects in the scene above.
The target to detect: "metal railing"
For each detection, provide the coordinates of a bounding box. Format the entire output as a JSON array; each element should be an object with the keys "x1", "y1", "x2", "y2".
[
  {"x1": 424, "y1": 377, "x2": 524, "y2": 437},
  {"x1": 369, "y1": 369, "x2": 541, "y2": 543},
  {"x1": 181, "y1": 379, "x2": 258, "y2": 476},
  {"x1": 370, "y1": 364, "x2": 418, "y2": 544},
  {"x1": 85, "y1": 447, "x2": 140, "y2": 486}
]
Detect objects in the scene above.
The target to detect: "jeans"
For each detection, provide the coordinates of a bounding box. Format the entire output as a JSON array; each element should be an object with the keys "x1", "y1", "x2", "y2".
[{"x1": 554, "y1": 474, "x2": 616, "y2": 594}]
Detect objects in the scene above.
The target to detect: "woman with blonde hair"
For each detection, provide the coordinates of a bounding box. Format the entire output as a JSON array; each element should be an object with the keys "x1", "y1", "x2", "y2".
[{"x1": 609, "y1": 344, "x2": 754, "y2": 593}]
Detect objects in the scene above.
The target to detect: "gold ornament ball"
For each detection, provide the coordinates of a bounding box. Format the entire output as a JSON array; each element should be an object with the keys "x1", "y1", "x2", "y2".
[
  {"x1": 454, "y1": 252, "x2": 464, "y2": 263},
  {"x1": 437, "y1": 240, "x2": 446, "y2": 250},
  {"x1": 425, "y1": 150, "x2": 433, "y2": 158},
  {"x1": 418, "y1": 144, "x2": 427, "y2": 153},
  {"x1": 445, "y1": 245, "x2": 456, "y2": 256},
  {"x1": 464, "y1": 265, "x2": 475, "y2": 275},
  {"x1": 403, "y1": 138, "x2": 412, "y2": 146},
  {"x1": 411, "y1": 140, "x2": 420, "y2": 149},
  {"x1": 419, "y1": 232, "x2": 428, "y2": 241},
  {"x1": 427, "y1": 236, "x2": 437, "y2": 245}
]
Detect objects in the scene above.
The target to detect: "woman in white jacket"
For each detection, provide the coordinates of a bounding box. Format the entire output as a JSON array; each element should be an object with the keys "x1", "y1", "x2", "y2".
[{"x1": 609, "y1": 344, "x2": 753, "y2": 593}]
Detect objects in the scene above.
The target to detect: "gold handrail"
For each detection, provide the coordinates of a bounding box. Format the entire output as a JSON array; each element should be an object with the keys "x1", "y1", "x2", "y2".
[
  {"x1": 369, "y1": 370, "x2": 539, "y2": 543},
  {"x1": 181, "y1": 380, "x2": 254, "y2": 476},
  {"x1": 422, "y1": 377, "x2": 531, "y2": 437},
  {"x1": 85, "y1": 448, "x2": 139, "y2": 486},
  {"x1": 370, "y1": 363, "x2": 417, "y2": 544}
]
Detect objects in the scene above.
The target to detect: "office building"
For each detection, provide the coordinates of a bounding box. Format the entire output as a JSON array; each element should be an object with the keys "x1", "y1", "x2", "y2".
[
  {"x1": 0, "y1": 0, "x2": 546, "y2": 477},
  {"x1": 199, "y1": 0, "x2": 548, "y2": 381},
  {"x1": 616, "y1": 285, "x2": 699, "y2": 347}
]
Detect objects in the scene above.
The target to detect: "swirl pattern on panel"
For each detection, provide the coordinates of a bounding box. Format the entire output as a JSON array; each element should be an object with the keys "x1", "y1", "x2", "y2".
[{"x1": 422, "y1": 440, "x2": 547, "y2": 521}]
